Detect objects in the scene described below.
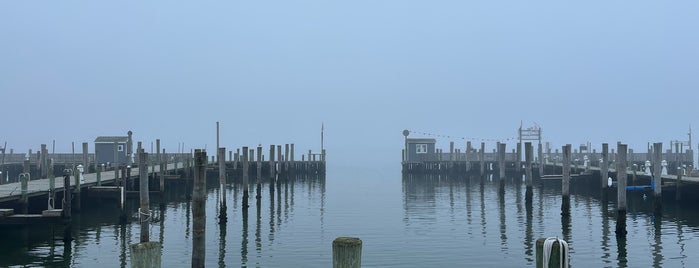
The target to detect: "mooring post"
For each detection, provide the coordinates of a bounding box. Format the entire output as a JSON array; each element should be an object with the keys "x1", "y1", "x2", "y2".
[
  {"x1": 616, "y1": 143, "x2": 628, "y2": 237},
  {"x1": 242, "y1": 146, "x2": 249, "y2": 209},
  {"x1": 257, "y1": 145, "x2": 263, "y2": 184},
  {"x1": 62, "y1": 169, "x2": 72, "y2": 242},
  {"x1": 333, "y1": 237, "x2": 362, "y2": 268},
  {"x1": 601, "y1": 143, "x2": 609, "y2": 189},
  {"x1": 96, "y1": 164, "x2": 102, "y2": 186},
  {"x1": 480, "y1": 142, "x2": 485, "y2": 175},
  {"x1": 114, "y1": 141, "x2": 119, "y2": 180},
  {"x1": 63, "y1": 169, "x2": 72, "y2": 220},
  {"x1": 653, "y1": 142, "x2": 663, "y2": 215},
  {"x1": 82, "y1": 142, "x2": 88, "y2": 174},
  {"x1": 676, "y1": 167, "x2": 682, "y2": 201},
  {"x1": 192, "y1": 149, "x2": 207, "y2": 268},
  {"x1": 290, "y1": 143, "x2": 295, "y2": 162},
  {"x1": 516, "y1": 142, "x2": 522, "y2": 173},
  {"x1": 538, "y1": 142, "x2": 543, "y2": 176},
  {"x1": 562, "y1": 144, "x2": 571, "y2": 216},
  {"x1": 138, "y1": 150, "x2": 150, "y2": 242},
  {"x1": 525, "y1": 142, "x2": 533, "y2": 188},
  {"x1": 234, "y1": 148, "x2": 240, "y2": 170},
  {"x1": 218, "y1": 147, "x2": 227, "y2": 223},
  {"x1": 74, "y1": 165, "x2": 82, "y2": 212},
  {"x1": 159, "y1": 150, "x2": 165, "y2": 193},
  {"x1": 269, "y1": 145, "x2": 276, "y2": 180},
  {"x1": 497, "y1": 143, "x2": 506, "y2": 180},
  {"x1": 49, "y1": 159, "x2": 55, "y2": 209},
  {"x1": 535, "y1": 237, "x2": 568, "y2": 268},
  {"x1": 20, "y1": 172, "x2": 29, "y2": 214}
]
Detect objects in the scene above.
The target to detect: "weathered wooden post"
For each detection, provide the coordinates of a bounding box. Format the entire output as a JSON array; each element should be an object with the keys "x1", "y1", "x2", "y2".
[
  {"x1": 535, "y1": 237, "x2": 569, "y2": 268},
  {"x1": 676, "y1": 167, "x2": 683, "y2": 201},
  {"x1": 601, "y1": 143, "x2": 609, "y2": 189},
  {"x1": 138, "y1": 150, "x2": 150, "y2": 242},
  {"x1": 20, "y1": 172, "x2": 29, "y2": 214},
  {"x1": 257, "y1": 145, "x2": 263, "y2": 184},
  {"x1": 242, "y1": 147, "x2": 249, "y2": 209},
  {"x1": 538, "y1": 142, "x2": 544, "y2": 176},
  {"x1": 653, "y1": 142, "x2": 662, "y2": 215},
  {"x1": 63, "y1": 169, "x2": 72, "y2": 220},
  {"x1": 96, "y1": 163, "x2": 102, "y2": 186},
  {"x1": 497, "y1": 143, "x2": 506, "y2": 180},
  {"x1": 561, "y1": 144, "x2": 571, "y2": 216},
  {"x1": 62, "y1": 168, "x2": 72, "y2": 242},
  {"x1": 48, "y1": 159, "x2": 55, "y2": 209},
  {"x1": 192, "y1": 150, "x2": 207, "y2": 268},
  {"x1": 74, "y1": 164, "x2": 82, "y2": 212},
  {"x1": 269, "y1": 145, "x2": 276, "y2": 180},
  {"x1": 82, "y1": 142, "x2": 88, "y2": 174},
  {"x1": 290, "y1": 143, "x2": 295, "y2": 162},
  {"x1": 516, "y1": 142, "x2": 522, "y2": 173},
  {"x1": 332, "y1": 237, "x2": 362, "y2": 268},
  {"x1": 218, "y1": 147, "x2": 227, "y2": 224},
  {"x1": 159, "y1": 149, "x2": 165, "y2": 193},
  {"x1": 113, "y1": 141, "x2": 119, "y2": 180},
  {"x1": 480, "y1": 142, "x2": 485, "y2": 175},
  {"x1": 615, "y1": 143, "x2": 628, "y2": 237},
  {"x1": 525, "y1": 142, "x2": 533, "y2": 188}
]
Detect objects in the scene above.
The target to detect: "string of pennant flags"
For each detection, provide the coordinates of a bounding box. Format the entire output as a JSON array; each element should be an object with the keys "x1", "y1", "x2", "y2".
[{"x1": 408, "y1": 130, "x2": 517, "y2": 142}]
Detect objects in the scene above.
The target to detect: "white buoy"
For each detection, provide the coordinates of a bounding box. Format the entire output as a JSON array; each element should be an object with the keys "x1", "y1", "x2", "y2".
[
  {"x1": 644, "y1": 160, "x2": 652, "y2": 176},
  {"x1": 608, "y1": 177, "x2": 613, "y2": 187},
  {"x1": 661, "y1": 160, "x2": 668, "y2": 176}
]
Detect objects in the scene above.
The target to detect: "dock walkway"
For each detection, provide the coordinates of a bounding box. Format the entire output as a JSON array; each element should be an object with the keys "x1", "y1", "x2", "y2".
[{"x1": 0, "y1": 163, "x2": 180, "y2": 203}]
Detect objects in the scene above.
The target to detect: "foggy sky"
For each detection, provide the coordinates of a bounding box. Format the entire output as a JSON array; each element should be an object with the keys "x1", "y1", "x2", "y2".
[{"x1": 2, "y1": 1, "x2": 698, "y2": 167}]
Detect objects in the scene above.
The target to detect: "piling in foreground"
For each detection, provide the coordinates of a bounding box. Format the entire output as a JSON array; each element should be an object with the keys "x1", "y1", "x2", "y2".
[{"x1": 333, "y1": 237, "x2": 362, "y2": 268}]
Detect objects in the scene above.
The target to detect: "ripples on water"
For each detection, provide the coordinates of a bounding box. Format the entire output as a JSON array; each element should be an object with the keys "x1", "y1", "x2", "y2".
[{"x1": 2, "y1": 167, "x2": 699, "y2": 267}]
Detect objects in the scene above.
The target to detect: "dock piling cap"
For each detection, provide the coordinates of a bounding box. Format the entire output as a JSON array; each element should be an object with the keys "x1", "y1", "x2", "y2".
[
  {"x1": 333, "y1": 237, "x2": 362, "y2": 247},
  {"x1": 403, "y1": 130, "x2": 410, "y2": 137}
]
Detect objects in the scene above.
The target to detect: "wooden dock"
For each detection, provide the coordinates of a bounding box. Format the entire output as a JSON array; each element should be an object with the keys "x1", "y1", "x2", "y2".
[{"x1": 0, "y1": 162, "x2": 181, "y2": 203}]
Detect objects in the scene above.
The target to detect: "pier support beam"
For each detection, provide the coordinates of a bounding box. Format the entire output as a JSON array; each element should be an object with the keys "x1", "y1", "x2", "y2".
[
  {"x1": 561, "y1": 144, "x2": 571, "y2": 217},
  {"x1": 525, "y1": 142, "x2": 533, "y2": 189},
  {"x1": 138, "y1": 150, "x2": 150, "y2": 242},
  {"x1": 242, "y1": 147, "x2": 249, "y2": 209},
  {"x1": 653, "y1": 142, "x2": 663, "y2": 215},
  {"x1": 257, "y1": 145, "x2": 262, "y2": 201},
  {"x1": 616, "y1": 143, "x2": 628, "y2": 237},
  {"x1": 538, "y1": 143, "x2": 543, "y2": 176},
  {"x1": 480, "y1": 143, "x2": 485, "y2": 175},
  {"x1": 192, "y1": 150, "x2": 207, "y2": 268},
  {"x1": 269, "y1": 145, "x2": 276, "y2": 180},
  {"x1": 218, "y1": 147, "x2": 227, "y2": 224},
  {"x1": 497, "y1": 143, "x2": 506, "y2": 194},
  {"x1": 601, "y1": 143, "x2": 609, "y2": 189},
  {"x1": 516, "y1": 142, "x2": 522, "y2": 173}
]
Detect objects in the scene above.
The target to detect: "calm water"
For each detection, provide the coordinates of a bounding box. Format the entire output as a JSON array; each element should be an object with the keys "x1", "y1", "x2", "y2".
[{"x1": 2, "y1": 165, "x2": 699, "y2": 267}]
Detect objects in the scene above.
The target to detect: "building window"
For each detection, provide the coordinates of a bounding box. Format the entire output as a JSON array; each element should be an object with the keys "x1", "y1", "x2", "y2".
[
  {"x1": 118, "y1": 145, "x2": 124, "y2": 152},
  {"x1": 416, "y1": 144, "x2": 427, "y2": 154}
]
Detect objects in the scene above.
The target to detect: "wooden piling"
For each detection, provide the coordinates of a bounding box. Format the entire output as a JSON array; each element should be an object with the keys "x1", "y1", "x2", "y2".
[
  {"x1": 82, "y1": 142, "x2": 88, "y2": 174},
  {"x1": 601, "y1": 143, "x2": 608, "y2": 189},
  {"x1": 74, "y1": 164, "x2": 82, "y2": 212},
  {"x1": 269, "y1": 145, "x2": 276, "y2": 180},
  {"x1": 516, "y1": 142, "x2": 522, "y2": 173},
  {"x1": 96, "y1": 163, "x2": 102, "y2": 186},
  {"x1": 676, "y1": 167, "x2": 682, "y2": 201},
  {"x1": 138, "y1": 150, "x2": 150, "y2": 242},
  {"x1": 290, "y1": 143, "x2": 295, "y2": 161},
  {"x1": 113, "y1": 142, "x2": 119, "y2": 180},
  {"x1": 159, "y1": 149, "x2": 165, "y2": 193},
  {"x1": 192, "y1": 150, "x2": 207, "y2": 268},
  {"x1": 20, "y1": 172, "x2": 29, "y2": 214},
  {"x1": 218, "y1": 147, "x2": 227, "y2": 223},
  {"x1": 616, "y1": 143, "x2": 628, "y2": 237},
  {"x1": 525, "y1": 142, "x2": 533, "y2": 188},
  {"x1": 63, "y1": 170, "x2": 72, "y2": 220},
  {"x1": 538, "y1": 142, "x2": 543, "y2": 176},
  {"x1": 480, "y1": 143, "x2": 485, "y2": 175},
  {"x1": 242, "y1": 147, "x2": 249, "y2": 209},
  {"x1": 130, "y1": 242, "x2": 162, "y2": 268},
  {"x1": 562, "y1": 144, "x2": 571, "y2": 216},
  {"x1": 497, "y1": 143, "x2": 506, "y2": 180},
  {"x1": 653, "y1": 142, "x2": 662, "y2": 214},
  {"x1": 535, "y1": 238, "x2": 568, "y2": 268},
  {"x1": 332, "y1": 237, "x2": 362, "y2": 268},
  {"x1": 257, "y1": 145, "x2": 263, "y2": 185}
]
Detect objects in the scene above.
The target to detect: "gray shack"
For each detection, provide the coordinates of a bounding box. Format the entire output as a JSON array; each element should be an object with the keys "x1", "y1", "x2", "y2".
[
  {"x1": 94, "y1": 135, "x2": 132, "y2": 166},
  {"x1": 406, "y1": 138, "x2": 436, "y2": 162}
]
